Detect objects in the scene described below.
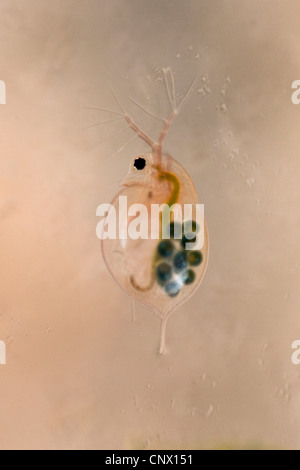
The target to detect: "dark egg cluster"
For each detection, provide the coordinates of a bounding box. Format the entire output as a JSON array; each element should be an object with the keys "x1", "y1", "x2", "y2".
[{"x1": 155, "y1": 221, "x2": 203, "y2": 298}]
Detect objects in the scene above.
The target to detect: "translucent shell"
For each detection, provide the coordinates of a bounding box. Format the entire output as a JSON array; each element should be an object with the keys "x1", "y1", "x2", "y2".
[{"x1": 102, "y1": 152, "x2": 209, "y2": 352}]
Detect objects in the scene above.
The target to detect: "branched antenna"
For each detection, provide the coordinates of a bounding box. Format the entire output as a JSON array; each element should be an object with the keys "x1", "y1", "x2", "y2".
[
  {"x1": 98, "y1": 133, "x2": 138, "y2": 169},
  {"x1": 163, "y1": 67, "x2": 177, "y2": 112},
  {"x1": 83, "y1": 105, "x2": 123, "y2": 118},
  {"x1": 110, "y1": 87, "x2": 157, "y2": 152},
  {"x1": 176, "y1": 75, "x2": 198, "y2": 113},
  {"x1": 129, "y1": 97, "x2": 165, "y2": 122},
  {"x1": 86, "y1": 70, "x2": 198, "y2": 167},
  {"x1": 82, "y1": 117, "x2": 123, "y2": 130}
]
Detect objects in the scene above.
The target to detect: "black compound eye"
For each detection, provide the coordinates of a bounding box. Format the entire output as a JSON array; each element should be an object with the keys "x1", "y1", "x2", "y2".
[{"x1": 134, "y1": 157, "x2": 146, "y2": 170}]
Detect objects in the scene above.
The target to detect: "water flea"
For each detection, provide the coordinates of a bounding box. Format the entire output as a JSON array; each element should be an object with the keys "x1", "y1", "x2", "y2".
[{"x1": 99, "y1": 68, "x2": 209, "y2": 354}]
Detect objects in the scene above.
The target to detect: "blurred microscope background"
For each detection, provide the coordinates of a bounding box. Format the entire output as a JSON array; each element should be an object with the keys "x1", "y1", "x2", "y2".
[{"x1": 0, "y1": 0, "x2": 300, "y2": 449}]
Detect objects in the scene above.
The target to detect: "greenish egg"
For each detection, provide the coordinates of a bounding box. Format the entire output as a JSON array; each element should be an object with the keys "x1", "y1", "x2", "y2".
[
  {"x1": 157, "y1": 240, "x2": 174, "y2": 258},
  {"x1": 174, "y1": 251, "x2": 187, "y2": 272},
  {"x1": 165, "y1": 281, "x2": 181, "y2": 297},
  {"x1": 183, "y1": 269, "x2": 196, "y2": 285},
  {"x1": 156, "y1": 263, "x2": 172, "y2": 285},
  {"x1": 187, "y1": 251, "x2": 203, "y2": 267}
]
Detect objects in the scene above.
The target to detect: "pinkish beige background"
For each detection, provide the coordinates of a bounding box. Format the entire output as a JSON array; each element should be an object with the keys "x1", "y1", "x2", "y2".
[{"x1": 1, "y1": 0, "x2": 300, "y2": 450}]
